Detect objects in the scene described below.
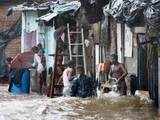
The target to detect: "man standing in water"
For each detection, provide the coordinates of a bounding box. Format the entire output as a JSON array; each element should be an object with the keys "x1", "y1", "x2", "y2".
[
  {"x1": 37, "y1": 43, "x2": 47, "y2": 94},
  {"x1": 71, "y1": 66, "x2": 93, "y2": 98},
  {"x1": 109, "y1": 54, "x2": 128, "y2": 95}
]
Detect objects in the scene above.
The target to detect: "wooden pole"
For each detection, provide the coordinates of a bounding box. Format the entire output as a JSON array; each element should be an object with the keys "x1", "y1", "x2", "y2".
[
  {"x1": 67, "y1": 24, "x2": 72, "y2": 61},
  {"x1": 81, "y1": 28, "x2": 87, "y2": 74},
  {"x1": 158, "y1": 57, "x2": 160, "y2": 109}
]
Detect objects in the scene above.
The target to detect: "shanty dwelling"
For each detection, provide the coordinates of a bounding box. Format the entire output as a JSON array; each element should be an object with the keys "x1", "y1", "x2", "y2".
[
  {"x1": 12, "y1": 2, "x2": 54, "y2": 67},
  {"x1": 104, "y1": 0, "x2": 160, "y2": 108},
  {"x1": 5, "y1": 0, "x2": 160, "y2": 106},
  {"x1": 9, "y1": 1, "x2": 82, "y2": 95},
  {"x1": 9, "y1": 2, "x2": 55, "y2": 92}
]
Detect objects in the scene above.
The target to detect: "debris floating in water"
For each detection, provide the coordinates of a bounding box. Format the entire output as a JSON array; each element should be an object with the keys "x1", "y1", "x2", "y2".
[{"x1": 0, "y1": 85, "x2": 158, "y2": 120}]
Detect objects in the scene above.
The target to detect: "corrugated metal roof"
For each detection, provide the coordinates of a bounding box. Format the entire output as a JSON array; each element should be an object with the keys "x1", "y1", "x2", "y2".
[
  {"x1": 37, "y1": 1, "x2": 81, "y2": 21},
  {"x1": 12, "y1": 4, "x2": 49, "y2": 11},
  {"x1": 37, "y1": 12, "x2": 58, "y2": 21}
]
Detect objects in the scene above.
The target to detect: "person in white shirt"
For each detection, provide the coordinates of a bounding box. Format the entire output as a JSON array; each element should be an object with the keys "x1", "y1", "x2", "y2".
[{"x1": 62, "y1": 61, "x2": 75, "y2": 96}]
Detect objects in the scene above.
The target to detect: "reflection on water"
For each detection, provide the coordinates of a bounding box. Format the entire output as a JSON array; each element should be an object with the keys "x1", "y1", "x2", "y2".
[
  {"x1": 76, "y1": 97, "x2": 158, "y2": 120},
  {"x1": 0, "y1": 85, "x2": 159, "y2": 120}
]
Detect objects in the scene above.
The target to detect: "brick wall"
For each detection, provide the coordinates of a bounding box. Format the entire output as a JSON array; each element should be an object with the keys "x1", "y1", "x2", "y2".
[
  {"x1": 0, "y1": 5, "x2": 21, "y2": 58},
  {"x1": 5, "y1": 38, "x2": 21, "y2": 58}
]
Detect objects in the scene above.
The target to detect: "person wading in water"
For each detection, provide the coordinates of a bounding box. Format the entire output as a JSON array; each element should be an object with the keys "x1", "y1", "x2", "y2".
[
  {"x1": 109, "y1": 54, "x2": 128, "y2": 95},
  {"x1": 32, "y1": 46, "x2": 45, "y2": 95},
  {"x1": 37, "y1": 43, "x2": 47, "y2": 95},
  {"x1": 62, "y1": 60, "x2": 75, "y2": 96}
]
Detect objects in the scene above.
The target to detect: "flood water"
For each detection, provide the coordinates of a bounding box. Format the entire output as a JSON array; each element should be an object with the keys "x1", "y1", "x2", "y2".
[{"x1": 0, "y1": 85, "x2": 159, "y2": 120}]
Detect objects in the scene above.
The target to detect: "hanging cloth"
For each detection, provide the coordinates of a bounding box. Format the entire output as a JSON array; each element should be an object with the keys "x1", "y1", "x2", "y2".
[{"x1": 23, "y1": 30, "x2": 37, "y2": 52}]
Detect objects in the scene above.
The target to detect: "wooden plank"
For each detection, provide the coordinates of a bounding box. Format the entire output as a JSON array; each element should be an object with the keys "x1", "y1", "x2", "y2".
[
  {"x1": 117, "y1": 23, "x2": 123, "y2": 63},
  {"x1": 67, "y1": 24, "x2": 72, "y2": 60},
  {"x1": 158, "y1": 57, "x2": 160, "y2": 109},
  {"x1": 71, "y1": 55, "x2": 83, "y2": 57},
  {"x1": 70, "y1": 43, "x2": 83, "y2": 46},
  {"x1": 81, "y1": 28, "x2": 87, "y2": 74},
  {"x1": 69, "y1": 31, "x2": 81, "y2": 34},
  {"x1": 48, "y1": 54, "x2": 68, "y2": 56}
]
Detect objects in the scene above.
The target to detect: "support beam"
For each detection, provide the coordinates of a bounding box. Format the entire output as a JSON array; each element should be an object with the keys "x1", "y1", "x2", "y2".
[{"x1": 158, "y1": 57, "x2": 160, "y2": 109}]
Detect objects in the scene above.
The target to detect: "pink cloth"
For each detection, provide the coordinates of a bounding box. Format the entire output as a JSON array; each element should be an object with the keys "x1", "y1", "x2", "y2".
[{"x1": 24, "y1": 31, "x2": 37, "y2": 51}]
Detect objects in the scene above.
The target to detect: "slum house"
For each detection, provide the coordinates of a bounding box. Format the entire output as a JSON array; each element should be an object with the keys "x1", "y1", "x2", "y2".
[
  {"x1": 0, "y1": 0, "x2": 61, "y2": 81},
  {"x1": 9, "y1": 0, "x2": 111, "y2": 97},
  {"x1": 38, "y1": 1, "x2": 83, "y2": 97},
  {"x1": 0, "y1": 0, "x2": 55, "y2": 83},
  {"x1": 3, "y1": 0, "x2": 160, "y2": 103},
  {"x1": 103, "y1": 0, "x2": 160, "y2": 107},
  {"x1": 0, "y1": 1, "x2": 21, "y2": 83},
  {"x1": 9, "y1": 0, "x2": 85, "y2": 96},
  {"x1": 4, "y1": 0, "x2": 159, "y2": 101}
]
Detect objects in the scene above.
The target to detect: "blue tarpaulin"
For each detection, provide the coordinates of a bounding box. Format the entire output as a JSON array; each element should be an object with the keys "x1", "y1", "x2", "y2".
[{"x1": 9, "y1": 68, "x2": 30, "y2": 94}]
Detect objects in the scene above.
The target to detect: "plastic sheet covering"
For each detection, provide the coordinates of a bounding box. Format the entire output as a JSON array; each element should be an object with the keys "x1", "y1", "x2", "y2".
[
  {"x1": 21, "y1": 69, "x2": 30, "y2": 94},
  {"x1": 126, "y1": 0, "x2": 148, "y2": 26},
  {"x1": 9, "y1": 68, "x2": 30, "y2": 94},
  {"x1": 144, "y1": 0, "x2": 160, "y2": 34},
  {"x1": 53, "y1": 1, "x2": 81, "y2": 16},
  {"x1": 104, "y1": 0, "x2": 160, "y2": 29},
  {"x1": 104, "y1": 0, "x2": 125, "y2": 22},
  {"x1": 38, "y1": 1, "x2": 81, "y2": 22},
  {"x1": 104, "y1": 0, "x2": 148, "y2": 27},
  {"x1": 129, "y1": 0, "x2": 148, "y2": 14}
]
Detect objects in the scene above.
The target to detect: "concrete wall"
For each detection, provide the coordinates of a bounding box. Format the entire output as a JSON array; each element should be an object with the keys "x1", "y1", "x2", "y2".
[
  {"x1": 21, "y1": 11, "x2": 38, "y2": 52},
  {"x1": 44, "y1": 25, "x2": 56, "y2": 70},
  {"x1": 115, "y1": 23, "x2": 138, "y2": 75},
  {"x1": 125, "y1": 47, "x2": 138, "y2": 75},
  {"x1": 117, "y1": 23, "x2": 124, "y2": 63},
  {"x1": 5, "y1": 38, "x2": 21, "y2": 57},
  {"x1": 124, "y1": 30, "x2": 138, "y2": 75}
]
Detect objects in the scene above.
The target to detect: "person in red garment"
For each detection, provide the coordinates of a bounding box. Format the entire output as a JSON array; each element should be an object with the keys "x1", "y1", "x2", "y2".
[{"x1": 109, "y1": 54, "x2": 128, "y2": 95}]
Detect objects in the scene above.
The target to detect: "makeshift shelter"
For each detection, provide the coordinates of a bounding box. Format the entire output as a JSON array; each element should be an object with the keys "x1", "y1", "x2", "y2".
[
  {"x1": 104, "y1": 0, "x2": 160, "y2": 107},
  {"x1": 9, "y1": 0, "x2": 82, "y2": 97}
]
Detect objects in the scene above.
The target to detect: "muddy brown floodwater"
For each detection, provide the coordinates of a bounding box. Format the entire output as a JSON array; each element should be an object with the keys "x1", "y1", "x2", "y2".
[{"x1": 0, "y1": 85, "x2": 159, "y2": 120}]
